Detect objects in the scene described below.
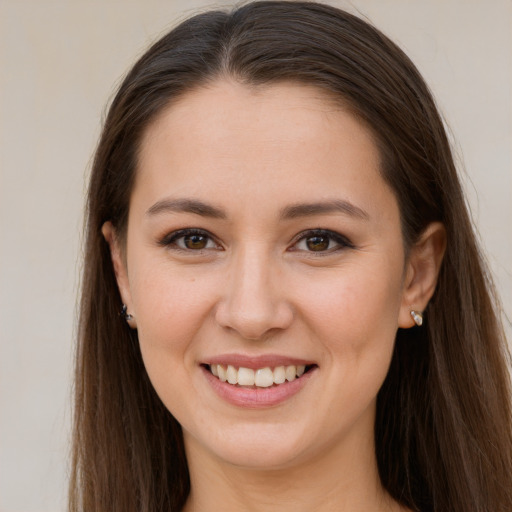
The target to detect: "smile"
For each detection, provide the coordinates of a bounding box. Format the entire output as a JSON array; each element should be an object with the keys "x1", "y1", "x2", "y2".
[
  {"x1": 202, "y1": 358, "x2": 317, "y2": 408},
  {"x1": 207, "y1": 364, "x2": 312, "y2": 387}
]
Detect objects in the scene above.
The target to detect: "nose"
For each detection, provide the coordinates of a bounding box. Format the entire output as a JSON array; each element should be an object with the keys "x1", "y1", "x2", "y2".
[{"x1": 215, "y1": 245, "x2": 294, "y2": 340}]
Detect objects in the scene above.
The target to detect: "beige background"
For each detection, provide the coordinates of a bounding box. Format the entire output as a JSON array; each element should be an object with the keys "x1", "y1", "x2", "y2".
[{"x1": 0, "y1": 1, "x2": 510, "y2": 510}]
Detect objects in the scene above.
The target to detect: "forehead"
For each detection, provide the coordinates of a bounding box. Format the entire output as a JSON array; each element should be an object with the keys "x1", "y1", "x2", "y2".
[
  {"x1": 134, "y1": 79, "x2": 397, "y2": 225},
  {"x1": 140, "y1": 80, "x2": 350, "y2": 160}
]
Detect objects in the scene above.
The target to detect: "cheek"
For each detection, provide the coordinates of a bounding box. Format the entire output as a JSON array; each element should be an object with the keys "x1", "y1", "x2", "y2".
[
  {"x1": 300, "y1": 263, "x2": 403, "y2": 423},
  {"x1": 297, "y1": 259, "x2": 403, "y2": 363},
  {"x1": 129, "y1": 260, "x2": 215, "y2": 361},
  {"x1": 129, "y1": 266, "x2": 220, "y2": 415}
]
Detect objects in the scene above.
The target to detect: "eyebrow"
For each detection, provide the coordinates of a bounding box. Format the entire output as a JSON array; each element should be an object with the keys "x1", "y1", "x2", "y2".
[
  {"x1": 145, "y1": 197, "x2": 369, "y2": 221},
  {"x1": 146, "y1": 198, "x2": 227, "y2": 219},
  {"x1": 280, "y1": 199, "x2": 369, "y2": 221}
]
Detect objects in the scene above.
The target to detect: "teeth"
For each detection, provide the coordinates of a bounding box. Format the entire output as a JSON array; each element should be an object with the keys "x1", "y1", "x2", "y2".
[
  {"x1": 218, "y1": 365, "x2": 227, "y2": 382},
  {"x1": 238, "y1": 367, "x2": 255, "y2": 386},
  {"x1": 255, "y1": 367, "x2": 274, "y2": 387},
  {"x1": 273, "y1": 366, "x2": 286, "y2": 384},
  {"x1": 226, "y1": 365, "x2": 238, "y2": 384},
  {"x1": 285, "y1": 365, "x2": 296, "y2": 382},
  {"x1": 209, "y1": 364, "x2": 310, "y2": 387}
]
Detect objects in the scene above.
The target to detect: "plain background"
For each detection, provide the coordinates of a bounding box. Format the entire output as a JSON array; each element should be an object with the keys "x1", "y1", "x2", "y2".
[{"x1": 0, "y1": 1, "x2": 510, "y2": 510}]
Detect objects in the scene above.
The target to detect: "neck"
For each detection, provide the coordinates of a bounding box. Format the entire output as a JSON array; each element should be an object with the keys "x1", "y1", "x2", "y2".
[{"x1": 182, "y1": 427, "x2": 403, "y2": 512}]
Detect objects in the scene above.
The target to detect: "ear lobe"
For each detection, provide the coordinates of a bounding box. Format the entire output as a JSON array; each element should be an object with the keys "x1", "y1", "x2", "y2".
[
  {"x1": 398, "y1": 222, "x2": 446, "y2": 328},
  {"x1": 102, "y1": 221, "x2": 134, "y2": 323}
]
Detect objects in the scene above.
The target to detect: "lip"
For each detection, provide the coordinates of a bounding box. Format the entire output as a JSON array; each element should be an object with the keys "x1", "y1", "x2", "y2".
[
  {"x1": 205, "y1": 353, "x2": 315, "y2": 370},
  {"x1": 201, "y1": 358, "x2": 317, "y2": 409}
]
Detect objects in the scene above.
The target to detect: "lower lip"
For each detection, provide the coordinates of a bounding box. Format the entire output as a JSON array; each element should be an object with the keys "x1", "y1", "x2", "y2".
[{"x1": 202, "y1": 366, "x2": 316, "y2": 409}]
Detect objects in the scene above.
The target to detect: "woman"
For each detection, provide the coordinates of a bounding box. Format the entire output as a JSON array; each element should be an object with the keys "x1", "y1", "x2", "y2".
[{"x1": 70, "y1": 2, "x2": 512, "y2": 511}]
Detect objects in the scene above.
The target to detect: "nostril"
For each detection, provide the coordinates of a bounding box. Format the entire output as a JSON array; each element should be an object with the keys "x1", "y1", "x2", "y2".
[{"x1": 215, "y1": 300, "x2": 294, "y2": 340}]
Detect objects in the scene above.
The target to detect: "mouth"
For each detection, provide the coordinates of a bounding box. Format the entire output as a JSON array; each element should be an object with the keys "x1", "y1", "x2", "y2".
[{"x1": 203, "y1": 363, "x2": 317, "y2": 388}]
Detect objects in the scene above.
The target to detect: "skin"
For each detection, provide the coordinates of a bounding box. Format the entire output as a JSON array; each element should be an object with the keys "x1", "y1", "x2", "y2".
[{"x1": 103, "y1": 80, "x2": 445, "y2": 512}]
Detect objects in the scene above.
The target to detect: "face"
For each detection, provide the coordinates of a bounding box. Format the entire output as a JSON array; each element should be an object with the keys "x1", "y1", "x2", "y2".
[{"x1": 109, "y1": 80, "x2": 417, "y2": 470}]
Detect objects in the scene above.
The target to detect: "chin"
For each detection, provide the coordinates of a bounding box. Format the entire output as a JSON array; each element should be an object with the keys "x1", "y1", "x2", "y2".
[
  {"x1": 186, "y1": 423, "x2": 315, "y2": 471},
  {"x1": 216, "y1": 445, "x2": 307, "y2": 471}
]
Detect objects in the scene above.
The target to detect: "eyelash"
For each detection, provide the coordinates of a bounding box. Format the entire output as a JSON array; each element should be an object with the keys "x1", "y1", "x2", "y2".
[
  {"x1": 158, "y1": 228, "x2": 221, "y2": 252},
  {"x1": 291, "y1": 229, "x2": 354, "y2": 254},
  {"x1": 158, "y1": 228, "x2": 354, "y2": 254}
]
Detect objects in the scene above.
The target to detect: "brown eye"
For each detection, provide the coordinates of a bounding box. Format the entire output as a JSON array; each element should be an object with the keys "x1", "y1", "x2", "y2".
[
  {"x1": 183, "y1": 234, "x2": 209, "y2": 250},
  {"x1": 305, "y1": 235, "x2": 330, "y2": 251},
  {"x1": 160, "y1": 229, "x2": 219, "y2": 252},
  {"x1": 292, "y1": 229, "x2": 353, "y2": 254}
]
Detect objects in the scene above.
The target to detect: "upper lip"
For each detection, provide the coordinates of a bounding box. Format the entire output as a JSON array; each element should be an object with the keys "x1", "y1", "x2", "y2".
[{"x1": 204, "y1": 353, "x2": 315, "y2": 369}]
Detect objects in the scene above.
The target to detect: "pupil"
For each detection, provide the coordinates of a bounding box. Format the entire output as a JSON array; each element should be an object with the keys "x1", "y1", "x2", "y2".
[
  {"x1": 307, "y1": 236, "x2": 329, "y2": 251},
  {"x1": 185, "y1": 234, "x2": 207, "y2": 249}
]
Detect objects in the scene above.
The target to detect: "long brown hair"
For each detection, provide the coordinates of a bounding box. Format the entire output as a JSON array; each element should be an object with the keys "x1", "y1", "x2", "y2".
[{"x1": 70, "y1": 2, "x2": 512, "y2": 511}]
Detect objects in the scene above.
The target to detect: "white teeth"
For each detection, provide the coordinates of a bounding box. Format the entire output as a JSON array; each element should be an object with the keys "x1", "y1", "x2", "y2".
[
  {"x1": 255, "y1": 367, "x2": 274, "y2": 387},
  {"x1": 217, "y1": 365, "x2": 227, "y2": 382},
  {"x1": 273, "y1": 366, "x2": 286, "y2": 384},
  {"x1": 285, "y1": 365, "x2": 296, "y2": 382},
  {"x1": 209, "y1": 364, "x2": 310, "y2": 387},
  {"x1": 226, "y1": 365, "x2": 238, "y2": 385},
  {"x1": 238, "y1": 367, "x2": 255, "y2": 386}
]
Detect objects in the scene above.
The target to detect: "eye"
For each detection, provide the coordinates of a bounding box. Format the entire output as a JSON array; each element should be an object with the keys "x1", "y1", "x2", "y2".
[
  {"x1": 159, "y1": 229, "x2": 220, "y2": 251},
  {"x1": 292, "y1": 229, "x2": 353, "y2": 253}
]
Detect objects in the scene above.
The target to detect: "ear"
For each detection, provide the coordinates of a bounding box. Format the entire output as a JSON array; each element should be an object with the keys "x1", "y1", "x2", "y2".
[
  {"x1": 398, "y1": 222, "x2": 446, "y2": 328},
  {"x1": 102, "y1": 221, "x2": 137, "y2": 328}
]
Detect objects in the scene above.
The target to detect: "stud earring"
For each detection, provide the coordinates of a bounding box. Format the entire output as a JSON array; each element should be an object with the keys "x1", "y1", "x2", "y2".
[
  {"x1": 120, "y1": 304, "x2": 134, "y2": 322},
  {"x1": 410, "y1": 310, "x2": 423, "y2": 326}
]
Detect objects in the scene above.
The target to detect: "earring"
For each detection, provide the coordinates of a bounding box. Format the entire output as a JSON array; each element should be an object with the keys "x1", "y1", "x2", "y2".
[
  {"x1": 410, "y1": 310, "x2": 423, "y2": 326},
  {"x1": 120, "y1": 304, "x2": 134, "y2": 322}
]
